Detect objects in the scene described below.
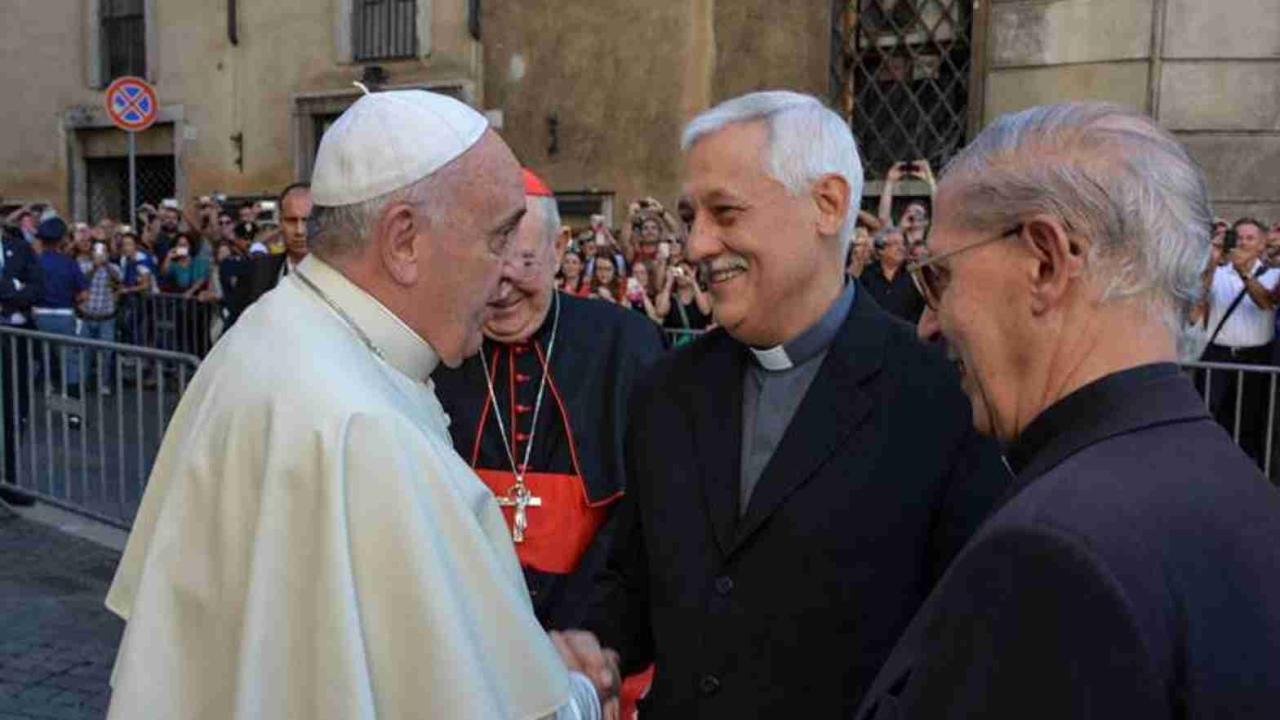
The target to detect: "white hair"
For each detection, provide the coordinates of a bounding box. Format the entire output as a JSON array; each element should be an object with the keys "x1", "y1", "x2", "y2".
[
  {"x1": 681, "y1": 91, "x2": 865, "y2": 253},
  {"x1": 529, "y1": 195, "x2": 561, "y2": 242},
  {"x1": 943, "y1": 101, "x2": 1212, "y2": 340}
]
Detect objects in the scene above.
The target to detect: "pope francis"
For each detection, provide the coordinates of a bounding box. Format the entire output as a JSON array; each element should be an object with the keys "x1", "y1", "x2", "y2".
[{"x1": 104, "y1": 90, "x2": 604, "y2": 719}]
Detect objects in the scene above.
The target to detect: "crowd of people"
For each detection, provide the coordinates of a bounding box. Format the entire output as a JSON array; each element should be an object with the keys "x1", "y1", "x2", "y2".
[
  {"x1": 554, "y1": 198, "x2": 713, "y2": 345},
  {"x1": 0, "y1": 187, "x2": 314, "y2": 357}
]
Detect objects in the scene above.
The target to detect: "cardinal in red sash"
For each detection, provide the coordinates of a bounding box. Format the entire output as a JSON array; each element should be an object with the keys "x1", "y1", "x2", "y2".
[{"x1": 434, "y1": 169, "x2": 662, "y2": 716}]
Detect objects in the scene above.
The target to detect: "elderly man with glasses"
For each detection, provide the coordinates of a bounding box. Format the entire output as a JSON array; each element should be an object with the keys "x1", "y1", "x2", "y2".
[{"x1": 855, "y1": 102, "x2": 1280, "y2": 720}]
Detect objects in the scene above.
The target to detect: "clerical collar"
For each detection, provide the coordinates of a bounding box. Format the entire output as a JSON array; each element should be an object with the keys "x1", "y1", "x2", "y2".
[
  {"x1": 748, "y1": 282, "x2": 856, "y2": 371},
  {"x1": 294, "y1": 255, "x2": 439, "y2": 381},
  {"x1": 1004, "y1": 363, "x2": 1182, "y2": 477}
]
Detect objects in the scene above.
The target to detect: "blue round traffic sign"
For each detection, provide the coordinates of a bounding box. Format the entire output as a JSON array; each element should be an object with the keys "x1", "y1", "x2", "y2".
[{"x1": 105, "y1": 76, "x2": 158, "y2": 132}]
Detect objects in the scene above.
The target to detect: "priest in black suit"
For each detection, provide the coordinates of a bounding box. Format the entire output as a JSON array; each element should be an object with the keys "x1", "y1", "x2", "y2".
[
  {"x1": 854, "y1": 103, "x2": 1280, "y2": 720},
  {"x1": 228, "y1": 183, "x2": 311, "y2": 323},
  {"x1": 552, "y1": 92, "x2": 1008, "y2": 717},
  {"x1": 434, "y1": 170, "x2": 664, "y2": 633}
]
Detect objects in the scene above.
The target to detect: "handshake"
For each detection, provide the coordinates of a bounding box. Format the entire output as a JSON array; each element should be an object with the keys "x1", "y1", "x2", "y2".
[{"x1": 550, "y1": 630, "x2": 624, "y2": 720}]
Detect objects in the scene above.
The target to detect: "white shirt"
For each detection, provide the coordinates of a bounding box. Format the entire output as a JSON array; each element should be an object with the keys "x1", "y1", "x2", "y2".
[
  {"x1": 106, "y1": 255, "x2": 587, "y2": 720},
  {"x1": 1207, "y1": 261, "x2": 1280, "y2": 348}
]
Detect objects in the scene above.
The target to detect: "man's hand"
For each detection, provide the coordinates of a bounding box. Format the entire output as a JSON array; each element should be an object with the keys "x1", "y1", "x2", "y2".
[
  {"x1": 886, "y1": 161, "x2": 906, "y2": 182},
  {"x1": 549, "y1": 630, "x2": 620, "y2": 705},
  {"x1": 1230, "y1": 248, "x2": 1253, "y2": 276}
]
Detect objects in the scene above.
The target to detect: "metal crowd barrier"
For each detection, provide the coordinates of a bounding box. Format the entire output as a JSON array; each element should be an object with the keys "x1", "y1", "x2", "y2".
[
  {"x1": 1182, "y1": 361, "x2": 1280, "y2": 478},
  {"x1": 0, "y1": 326, "x2": 200, "y2": 528},
  {"x1": 121, "y1": 292, "x2": 221, "y2": 358}
]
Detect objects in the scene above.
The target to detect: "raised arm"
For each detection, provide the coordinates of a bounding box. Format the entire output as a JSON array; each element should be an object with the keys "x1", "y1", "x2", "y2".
[{"x1": 878, "y1": 162, "x2": 905, "y2": 226}]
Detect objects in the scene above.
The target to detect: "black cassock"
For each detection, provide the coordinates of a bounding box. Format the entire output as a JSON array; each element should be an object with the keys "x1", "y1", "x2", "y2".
[{"x1": 434, "y1": 292, "x2": 664, "y2": 628}]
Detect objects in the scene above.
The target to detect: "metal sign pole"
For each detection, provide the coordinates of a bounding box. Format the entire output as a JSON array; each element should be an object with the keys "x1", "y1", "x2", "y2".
[{"x1": 128, "y1": 131, "x2": 137, "y2": 230}]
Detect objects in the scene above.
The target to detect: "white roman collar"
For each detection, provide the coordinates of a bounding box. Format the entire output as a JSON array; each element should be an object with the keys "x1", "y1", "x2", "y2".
[
  {"x1": 750, "y1": 345, "x2": 794, "y2": 371},
  {"x1": 294, "y1": 255, "x2": 439, "y2": 381}
]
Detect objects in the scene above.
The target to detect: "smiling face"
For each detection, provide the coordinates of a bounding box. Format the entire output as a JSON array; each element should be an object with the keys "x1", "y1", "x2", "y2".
[
  {"x1": 484, "y1": 196, "x2": 560, "y2": 344},
  {"x1": 682, "y1": 121, "x2": 834, "y2": 346},
  {"x1": 1235, "y1": 221, "x2": 1266, "y2": 263},
  {"x1": 916, "y1": 183, "x2": 1030, "y2": 437},
  {"x1": 561, "y1": 251, "x2": 583, "y2": 281}
]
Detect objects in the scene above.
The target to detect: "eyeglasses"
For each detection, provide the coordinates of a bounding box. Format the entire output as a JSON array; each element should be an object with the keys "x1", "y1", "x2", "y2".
[
  {"x1": 503, "y1": 252, "x2": 552, "y2": 282},
  {"x1": 907, "y1": 224, "x2": 1023, "y2": 311}
]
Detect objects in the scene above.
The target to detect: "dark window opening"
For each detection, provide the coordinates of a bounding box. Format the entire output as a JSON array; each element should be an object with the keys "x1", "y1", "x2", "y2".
[
  {"x1": 86, "y1": 155, "x2": 174, "y2": 224},
  {"x1": 101, "y1": 0, "x2": 146, "y2": 82}
]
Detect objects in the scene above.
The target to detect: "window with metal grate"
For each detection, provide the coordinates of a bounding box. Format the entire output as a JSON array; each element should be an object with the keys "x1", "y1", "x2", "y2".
[
  {"x1": 353, "y1": 0, "x2": 418, "y2": 62},
  {"x1": 86, "y1": 156, "x2": 174, "y2": 224},
  {"x1": 831, "y1": 0, "x2": 975, "y2": 179}
]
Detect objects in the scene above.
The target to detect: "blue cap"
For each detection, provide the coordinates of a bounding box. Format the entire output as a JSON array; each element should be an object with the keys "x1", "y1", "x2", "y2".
[{"x1": 35, "y1": 217, "x2": 67, "y2": 242}]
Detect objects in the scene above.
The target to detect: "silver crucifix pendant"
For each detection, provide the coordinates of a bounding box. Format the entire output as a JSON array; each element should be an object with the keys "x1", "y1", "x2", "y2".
[{"x1": 496, "y1": 481, "x2": 542, "y2": 543}]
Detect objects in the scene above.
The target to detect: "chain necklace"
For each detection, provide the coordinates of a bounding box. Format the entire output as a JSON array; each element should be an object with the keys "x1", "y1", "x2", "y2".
[
  {"x1": 480, "y1": 292, "x2": 561, "y2": 541},
  {"x1": 292, "y1": 267, "x2": 387, "y2": 362}
]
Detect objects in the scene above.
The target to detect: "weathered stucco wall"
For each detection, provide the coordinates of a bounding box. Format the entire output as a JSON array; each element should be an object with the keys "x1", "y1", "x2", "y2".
[
  {"x1": 0, "y1": 0, "x2": 84, "y2": 207},
  {"x1": 712, "y1": 0, "x2": 830, "y2": 101},
  {"x1": 482, "y1": 0, "x2": 830, "y2": 216},
  {"x1": 982, "y1": 0, "x2": 1280, "y2": 221},
  {"x1": 480, "y1": 0, "x2": 694, "y2": 214},
  {"x1": 0, "y1": 0, "x2": 481, "y2": 215}
]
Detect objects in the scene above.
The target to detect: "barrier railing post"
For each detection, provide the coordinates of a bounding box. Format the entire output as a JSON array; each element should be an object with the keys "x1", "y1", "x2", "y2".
[{"x1": 0, "y1": 326, "x2": 199, "y2": 529}]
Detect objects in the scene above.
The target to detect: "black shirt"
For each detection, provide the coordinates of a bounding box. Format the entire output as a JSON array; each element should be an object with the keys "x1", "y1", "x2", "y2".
[
  {"x1": 1005, "y1": 362, "x2": 1182, "y2": 480},
  {"x1": 433, "y1": 293, "x2": 665, "y2": 628},
  {"x1": 860, "y1": 262, "x2": 924, "y2": 324},
  {"x1": 662, "y1": 293, "x2": 711, "y2": 331}
]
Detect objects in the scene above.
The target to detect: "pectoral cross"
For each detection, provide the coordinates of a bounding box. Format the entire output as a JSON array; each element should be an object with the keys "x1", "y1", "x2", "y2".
[{"x1": 496, "y1": 482, "x2": 542, "y2": 543}]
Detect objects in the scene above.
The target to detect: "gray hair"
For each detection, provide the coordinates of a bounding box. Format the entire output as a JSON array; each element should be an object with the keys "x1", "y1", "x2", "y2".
[
  {"x1": 943, "y1": 102, "x2": 1211, "y2": 337},
  {"x1": 873, "y1": 224, "x2": 905, "y2": 248},
  {"x1": 529, "y1": 195, "x2": 561, "y2": 243},
  {"x1": 681, "y1": 91, "x2": 865, "y2": 253},
  {"x1": 308, "y1": 175, "x2": 438, "y2": 260}
]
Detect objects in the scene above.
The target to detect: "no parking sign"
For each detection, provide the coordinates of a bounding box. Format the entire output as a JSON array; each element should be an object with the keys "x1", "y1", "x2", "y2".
[
  {"x1": 104, "y1": 76, "x2": 158, "y2": 132},
  {"x1": 103, "y1": 76, "x2": 158, "y2": 227}
]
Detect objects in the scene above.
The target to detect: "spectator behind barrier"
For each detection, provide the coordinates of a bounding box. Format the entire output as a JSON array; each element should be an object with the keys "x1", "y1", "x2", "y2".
[
  {"x1": 655, "y1": 259, "x2": 712, "y2": 342},
  {"x1": 1195, "y1": 217, "x2": 1279, "y2": 464},
  {"x1": 877, "y1": 159, "x2": 936, "y2": 248},
  {"x1": 159, "y1": 232, "x2": 210, "y2": 296},
  {"x1": 557, "y1": 247, "x2": 589, "y2": 298},
  {"x1": 589, "y1": 252, "x2": 626, "y2": 304},
  {"x1": 861, "y1": 225, "x2": 924, "y2": 323}
]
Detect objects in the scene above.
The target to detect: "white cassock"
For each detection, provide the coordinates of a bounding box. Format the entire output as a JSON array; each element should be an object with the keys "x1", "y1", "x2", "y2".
[{"x1": 105, "y1": 255, "x2": 598, "y2": 719}]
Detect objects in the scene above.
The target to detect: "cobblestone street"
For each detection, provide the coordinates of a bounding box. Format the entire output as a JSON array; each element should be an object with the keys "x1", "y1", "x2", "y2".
[{"x1": 0, "y1": 507, "x2": 122, "y2": 720}]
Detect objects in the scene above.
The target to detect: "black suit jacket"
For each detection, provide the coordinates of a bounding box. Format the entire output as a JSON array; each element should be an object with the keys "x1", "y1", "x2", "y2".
[
  {"x1": 586, "y1": 290, "x2": 1008, "y2": 717},
  {"x1": 229, "y1": 253, "x2": 286, "y2": 323},
  {"x1": 855, "y1": 364, "x2": 1280, "y2": 720},
  {"x1": 0, "y1": 229, "x2": 43, "y2": 323}
]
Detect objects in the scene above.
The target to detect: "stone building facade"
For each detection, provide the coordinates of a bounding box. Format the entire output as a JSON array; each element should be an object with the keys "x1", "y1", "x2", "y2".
[{"x1": 0, "y1": 0, "x2": 1275, "y2": 225}]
